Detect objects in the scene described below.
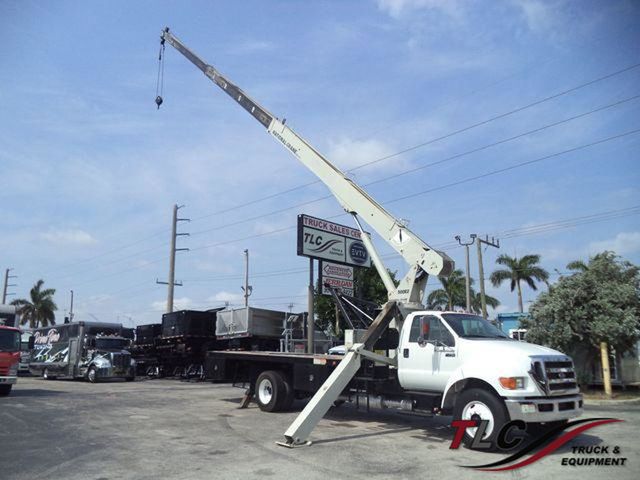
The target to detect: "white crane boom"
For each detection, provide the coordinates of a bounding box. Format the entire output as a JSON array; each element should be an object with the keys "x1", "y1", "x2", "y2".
[
  {"x1": 159, "y1": 28, "x2": 453, "y2": 313},
  {"x1": 159, "y1": 28, "x2": 455, "y2": 447}
]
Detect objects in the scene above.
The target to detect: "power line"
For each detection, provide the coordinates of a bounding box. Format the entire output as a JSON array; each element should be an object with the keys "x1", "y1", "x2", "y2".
[
  {"x1": 187, "y1": 127, "x2": 640, "y2": 253},
  {"x1": 189, "y1": 93, "x2": 640, "y2": 238},
  {"x1": 190, "y1": 62, "x2": 640, "y2": 222},
  {"x1": 18, "y1": 65, "x2": 640, "y2": 283}
]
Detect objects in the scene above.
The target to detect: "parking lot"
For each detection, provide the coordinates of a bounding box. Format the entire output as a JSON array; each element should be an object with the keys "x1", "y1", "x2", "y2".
[{"x1": 1, "y1": 377, "x2": 638, "y2": 480}]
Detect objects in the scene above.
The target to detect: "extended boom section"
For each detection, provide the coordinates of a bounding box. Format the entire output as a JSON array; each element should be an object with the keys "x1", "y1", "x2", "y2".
[
  {"x1": 159, "y1": 28, "x2": 455, "y2": 447},
  {"x1": 160, "y1": 28, "x2": 453, "y2": 311}
]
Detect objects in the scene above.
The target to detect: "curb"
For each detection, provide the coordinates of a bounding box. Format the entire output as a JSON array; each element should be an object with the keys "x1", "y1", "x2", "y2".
[{"x1": 584, "y1": 397, "x2": 640, "y2": 406}]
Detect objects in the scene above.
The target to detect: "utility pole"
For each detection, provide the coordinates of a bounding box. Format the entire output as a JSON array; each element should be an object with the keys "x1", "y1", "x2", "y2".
[
  {"x1": 476, "y1": 235, "x2": 500, "y2": 319},
  {"x1": 157, "y1": 204, "x2": 190, "y2": 313},
  {"x1": 2, "y1": 268, "x2": 17, "y2": 304},
  {"x1": 241, "y1": 249, "x2": 253, "y2": 307},
  {"x1": 69, "y1": 290, "x2": 74, "y2": 322},
  {"x1": 455, "y1": 235, "x2": 476, "y2": 312}
]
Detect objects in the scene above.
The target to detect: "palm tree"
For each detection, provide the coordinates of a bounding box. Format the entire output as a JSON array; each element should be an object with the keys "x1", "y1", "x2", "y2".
[
  {"x1": 566, "y1": 259, "x2": 588, "y2": 272},
  {"x1": 427, "y1": 269, "x2": 466, "y2": 311},
  {"x1": 470, "y1": 291, "x2": 500, "y2": 315},
  {"x1": 490, "y1": 254, "x2": 549, "y2": 313},
  {"x1": 11, "y1": 279, "x2": 58, "y2": 328}
]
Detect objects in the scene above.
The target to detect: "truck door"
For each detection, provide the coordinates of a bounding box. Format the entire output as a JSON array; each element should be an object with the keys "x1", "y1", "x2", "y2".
[
  {"x1": 397, "y1": 315, "x2": 458, "y2": 391},
  {"x1": 68, "y1": 339, "x2": 78, "y2": 377}
]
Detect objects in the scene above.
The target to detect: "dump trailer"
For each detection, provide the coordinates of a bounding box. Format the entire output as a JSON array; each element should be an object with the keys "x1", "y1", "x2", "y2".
[
  {"x1": 153, "y1": 309, "x2": 227, "y2": 378},
  {"x1": 28, "y1": 321, "x2": 135, "y2": 383},
  {"x1": 158, "y1": 28, "x2": 583, "y2": 449},
  {"x1": 130, "y1": 323, "x2": 162, "y2": 376}
]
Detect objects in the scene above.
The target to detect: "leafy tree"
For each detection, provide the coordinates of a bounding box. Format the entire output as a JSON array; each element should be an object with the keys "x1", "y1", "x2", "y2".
[
  {"x1": 314, "y1": 266, "x2": 396, "y2": 336},
  {"x1": 490, "y1": 254, "x2": 549, "y2": 312},
  {"x1": 522, "y1": 252, "x2": 640, "y2": 385},
  {"x1": 11, "y1": 279, "x2": 58, "y2": 328}
]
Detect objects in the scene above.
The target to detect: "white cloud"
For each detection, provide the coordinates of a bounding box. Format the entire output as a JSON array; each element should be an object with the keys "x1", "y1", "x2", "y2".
[
  {"x1": 588, "y1": 232, "x2": 640, "y2": 256},
  {"x1": 327, "y1": 137, "x2": 398, "y2": 171},
  {"x1": 512, "y1": 0, "x2": 556, "y2": 33},
  {"x1": 209, "y1": 291, "x2": 243, "y2": 303},
  {"x1": 229, "y1": 40, "x2": 275, "y2": 54},
  {"x1": 41, "y1": 228, "x2": 97, "y2": 246},
  {"x1": 151, "y1": 297, "x2": 193, "y2": 311},
  {"x1": 377, "y1": 0, "x2": 463, "y2": 19}
]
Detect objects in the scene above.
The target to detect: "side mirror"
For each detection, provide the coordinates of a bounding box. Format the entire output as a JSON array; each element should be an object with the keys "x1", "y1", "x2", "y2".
[
  {"x1": 417, "y1": 336, "x2": 427, "y2": 347},
  {"x1": 28, "y1": 336, "x2": 35, "y2": 349}
]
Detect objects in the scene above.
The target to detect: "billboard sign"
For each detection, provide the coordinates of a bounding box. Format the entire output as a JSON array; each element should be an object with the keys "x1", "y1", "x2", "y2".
[
  {"x1": 320, "y1": 261, "x2": 354, "y2": 296},
  {"x1": 297, "y1": 215, "x2": 371, "y2": 267}
]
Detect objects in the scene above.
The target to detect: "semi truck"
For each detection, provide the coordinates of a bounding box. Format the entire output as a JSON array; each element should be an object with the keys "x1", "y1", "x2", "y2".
[
  {"x1": 158, "y1": 28, "x2": 583, "y2": 449},
  {"x1": 0, "y1": 325, "x2": 21, "y2": 395},
  {"x1": 28, "y1": 321, "x2": 135, "y2": 382}
]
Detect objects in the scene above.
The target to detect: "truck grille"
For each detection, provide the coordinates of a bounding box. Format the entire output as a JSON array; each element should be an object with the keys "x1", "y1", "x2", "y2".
[
  {"x1": 531, "y1": 357, "x2": 577, "y2": 394},
  {"x1": 111, "y1": 353, "x2": 130, "y2": 371},
  {"x1": 0, "y1": 365, "x2": 8, "y2": 375}
]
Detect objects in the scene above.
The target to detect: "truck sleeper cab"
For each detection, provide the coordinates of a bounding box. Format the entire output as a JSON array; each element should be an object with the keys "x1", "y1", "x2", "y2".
[
  {"x1": 208, "y1": 312, "x2": 582, "y2": 448},
  {"x1": 29, "y1": 321, "x2": 135, "y2": 383}
]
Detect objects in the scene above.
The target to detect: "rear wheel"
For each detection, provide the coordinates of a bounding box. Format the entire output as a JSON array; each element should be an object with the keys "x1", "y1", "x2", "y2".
[
  {"x1": 255, "y1": 370, "x2": 289, "y2": 412},
  {"x1": 453, "y1": 388, "x2": 509, "y2": 450},
  {"x1": 0, "y1": 385, "x2": 12, "y2": 396}
]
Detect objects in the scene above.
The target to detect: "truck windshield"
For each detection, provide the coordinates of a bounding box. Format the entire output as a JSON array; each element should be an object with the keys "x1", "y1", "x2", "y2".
[
  {"x1": 441, "y1": 314, "x2": 509, "y2": 339},
  {"x1": 0, "y1": 330, "x2": 20, "y2": 351},
  {"x1": 95, "y1": 338, "x2": 129, "y2": 350}
]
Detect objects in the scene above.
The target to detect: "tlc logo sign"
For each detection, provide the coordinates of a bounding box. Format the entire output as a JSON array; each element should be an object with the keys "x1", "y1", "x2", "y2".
[{"x1": 450, "y1": 420, "x2": 527, "y2": 450}]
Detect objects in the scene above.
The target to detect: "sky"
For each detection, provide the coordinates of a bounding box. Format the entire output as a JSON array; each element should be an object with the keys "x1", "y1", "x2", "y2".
[{"x1": 1, "y1": 0, "x2": 639, "y2": 327}]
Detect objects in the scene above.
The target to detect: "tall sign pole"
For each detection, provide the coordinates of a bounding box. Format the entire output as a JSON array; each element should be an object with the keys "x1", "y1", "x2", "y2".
[{"x1": 307, "y1": 258, "x2": 314, "y2": 354}]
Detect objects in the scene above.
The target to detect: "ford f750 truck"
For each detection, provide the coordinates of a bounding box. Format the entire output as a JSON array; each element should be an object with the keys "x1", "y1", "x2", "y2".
[
  {"x1": 209, "y1": 311, "x2": 582, "y2": 447},
  {"x1": 158, "y1": 28, "x2": 583, "y2": 449}
]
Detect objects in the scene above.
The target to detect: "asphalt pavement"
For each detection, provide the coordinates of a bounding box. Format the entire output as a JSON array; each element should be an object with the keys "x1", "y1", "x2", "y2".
[{"x1": 1, "y1": 377, "x2": 637, "y2": 480}]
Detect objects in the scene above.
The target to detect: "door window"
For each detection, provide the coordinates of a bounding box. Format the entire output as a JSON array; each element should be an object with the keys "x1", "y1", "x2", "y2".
[{"x1": 408, "y1": 316, "x2": 455, "y2": 346}]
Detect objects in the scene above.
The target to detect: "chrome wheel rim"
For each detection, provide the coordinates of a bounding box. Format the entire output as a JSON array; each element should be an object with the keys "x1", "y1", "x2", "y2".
[{"x1": 88, "y1": 369, "x2": 96, "y2": 382}]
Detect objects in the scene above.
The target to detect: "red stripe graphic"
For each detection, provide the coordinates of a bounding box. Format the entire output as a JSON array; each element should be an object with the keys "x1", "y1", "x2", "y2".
[{"x1": 478, "y1": 418, "x2": 622, "y2": 471}]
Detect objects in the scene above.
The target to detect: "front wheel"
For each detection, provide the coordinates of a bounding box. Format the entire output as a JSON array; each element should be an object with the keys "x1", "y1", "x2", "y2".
[
  {"x1": 453, "y1": 388, "x2": 509, "y2": 450},
  {"x1": 0, "y1": 384, "x2": 12, "y2": 396},
  {"x1": 43, "y1": 368, "x2": 56, "y2": 380},
  {"x1": 87, "y1": 367, "x2": 99, "y2": 383}
]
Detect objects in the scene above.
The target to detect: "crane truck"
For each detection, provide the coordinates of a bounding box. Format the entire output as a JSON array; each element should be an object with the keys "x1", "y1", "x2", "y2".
[{"x1": 157, "y1": 28, "x2": 583, "y2": 449}]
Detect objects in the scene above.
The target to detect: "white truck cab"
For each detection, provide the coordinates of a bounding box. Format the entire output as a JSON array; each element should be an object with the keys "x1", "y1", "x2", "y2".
[{"x1": 398, "y1": 311, "x2": 582, "y2": 444}]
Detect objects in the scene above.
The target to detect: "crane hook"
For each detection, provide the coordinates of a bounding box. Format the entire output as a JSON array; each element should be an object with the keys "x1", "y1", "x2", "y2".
[{"x1": 155, "y1": 95, "x2": 163, "y2": 109}]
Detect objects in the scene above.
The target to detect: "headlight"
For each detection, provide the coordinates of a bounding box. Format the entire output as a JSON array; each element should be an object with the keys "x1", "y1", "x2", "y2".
[
  {"x1": 499, "y1": 376, "x2": 526, "y2": 390},
  {"x1": 9, "y1": 363, "x2": 18, "y2": 376}
]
